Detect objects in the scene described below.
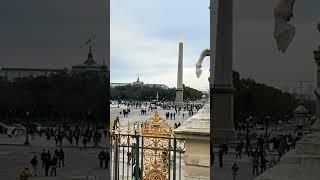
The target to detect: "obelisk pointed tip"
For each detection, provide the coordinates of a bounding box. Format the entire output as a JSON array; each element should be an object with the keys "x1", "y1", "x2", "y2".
[{"x1": 179, "y1": 37, "x2": 184, "y2": 43}]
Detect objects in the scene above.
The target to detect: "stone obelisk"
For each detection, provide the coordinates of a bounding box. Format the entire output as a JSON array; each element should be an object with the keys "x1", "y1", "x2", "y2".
[
  {"x1": 175, "y1": 38, "x2": 184, "y2": 106},
  {"x1": 210, "y1": 0, "x2": 235, "y2": 145}
]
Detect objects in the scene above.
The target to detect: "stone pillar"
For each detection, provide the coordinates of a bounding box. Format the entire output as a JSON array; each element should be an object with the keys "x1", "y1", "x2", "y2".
[
  {"x1": 312, "y1": 44, "x2": 320, "y2": 131},
  {"x1": 175, "y1": 39, "x2": 184, "y2": 106},
  {"x1": 175, "y1": 103, "x2": 210, "y2": 180},
  {"x1": 211, "y1": 0, "x2": 236, "y2": 145}
]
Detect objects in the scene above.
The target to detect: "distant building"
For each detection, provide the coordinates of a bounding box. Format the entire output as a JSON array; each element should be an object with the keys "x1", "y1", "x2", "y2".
[
  {"x1": 111, "y1": 77, "x2": 169, "y2": 89},
  {"x1": 0, "y1": 46, "x2": 108, "y2": 81},
  {"x1": 0, "y1": 68, "x2": 65, "y2": 81},
  {"x1": 70, "y1": 46, "x2": 107, "y2": 79}
]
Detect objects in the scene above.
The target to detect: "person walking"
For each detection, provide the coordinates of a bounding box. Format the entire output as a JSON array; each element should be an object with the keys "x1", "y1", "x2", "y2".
[
  {"x1": 127, "y1": 150, "x2": 132, "y2": 165},
  {"x1": 105, "y1": 150, "x2": 110, "y2": 169},
  {"x1": 44, "y1": 155, "x2": 51, "y2": 176},
  {"x1": 51, "y1": 155, "x2": 58, "y2": 176},
  {"x1": 98, "y1": 150, "x2": 105, "y2": 168},
  {"x1": 235, "y1": 144, "x2": 242, "y2": 159},
  {"x1": 252, "y1": 156, "x2": 259, "y2": 176},
  {"x1": 260, "y1": 156, "x2": 268, "y2": 173},
  {"x1": 30, "y1": 156, "x2": 38, "y2": 176},
  {"x1": 58, "y1": 148, "x2": 65, "y2": 168},
  {"x1": 40, "y1": 149, "x2": 46, "y2": 168},
  {"x1": 82, "y1": 137, "x2": 87, "y2": 150},
  {"x1": 218, "y1": 147, "x2": 224, "y2": 168},
  {"x1": 232, "y1": 163, "x2": 239, "y2": 180}
]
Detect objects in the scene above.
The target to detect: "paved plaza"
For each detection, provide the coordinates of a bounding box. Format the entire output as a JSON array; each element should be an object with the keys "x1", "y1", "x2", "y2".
[
  {"x1": 0, "y1": 144, "x2": 109, "y2": 180},
  {"x1": 0, "y1": 142, "x2": 260, "y2": 180},
  {"x1": 110, "y1": 105, "x2": 189, "y2": 130},
  {"x1": 0, "y1": 106, "x2": 280, "y2": 180}
]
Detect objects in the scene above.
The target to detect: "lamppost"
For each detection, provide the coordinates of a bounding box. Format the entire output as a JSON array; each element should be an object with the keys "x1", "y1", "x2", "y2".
[
  {"x1": 265, "y1": 115, "x2": 271, "y2": 138},
  {"x1": 245, "y1": 117, "x2": 251, "y2": 153},
  {"x1": 24, "y1": 111, "x2": 30, "y2": 145}
]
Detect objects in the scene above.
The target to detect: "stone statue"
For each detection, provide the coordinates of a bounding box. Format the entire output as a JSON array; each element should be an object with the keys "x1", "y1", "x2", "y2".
[
  {"x1": 274, "y1": 0, "x2": 296, "y2": 52},
  {"x1": 195, "y1": 49, "x2": 210, "y2": 78}
]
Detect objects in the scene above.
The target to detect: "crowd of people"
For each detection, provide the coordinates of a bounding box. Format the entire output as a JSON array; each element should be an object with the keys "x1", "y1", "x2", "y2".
[
  {"x1": 30, "y1": 125, "x2": 105, "y2": 149},
  {"x1": 19, "y1": 147, "x2": 65, "y2": 179},
  {"x1": 98, "y1": 150, "x2": 110, "y2": 169},
  {"x1": 214, "y1": 132, "x2": 302, "y2": 178}
]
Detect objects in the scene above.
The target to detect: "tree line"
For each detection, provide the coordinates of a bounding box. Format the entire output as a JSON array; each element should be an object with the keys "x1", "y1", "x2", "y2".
[
  {"x1": 0, "y1": 72, "x2": 107, "y2": 127},
  {"x1": 110, "y1": 84, "x2": 204, "y2": 101}
]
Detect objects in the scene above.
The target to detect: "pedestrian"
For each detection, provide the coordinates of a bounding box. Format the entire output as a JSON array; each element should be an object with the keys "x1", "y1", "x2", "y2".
[
  {"x1": 252, "y1": 156, "x2": 259, "y2": 176},
  {"x1": 127, "y1": 150, "x2": 132, "y2": 165},
  {"x1": 55, "y1": 135, "x2": 59, "y2": 147},
  {"x1": 260, "y1": 156, "x2": 268, "y2": 173},
  {"x1": 98, "y1": 150, "x2": 105, "y2": 168},
  {"x1": 54, "y1": 149, "x2": 59, "y2": 159},
  {"x1": 44, "y1": 155, "x2": 51, "y2": 176},
  {"x1": 82, "y1": 137, "x2": 87, "y2": 150},
  {"x1": 19, "y1": 167, "x2": 31, "y2": 180},
  {"x1": 105, "y1": 150, "x2": 110, "y2": 169},
  {"x1": 30, "y1": 156, "x2": 38, "y2": 176},
  {"x1": 232, "y1": 163, "x2": 239, "y2": 180},
  {"x1": 50, "y1": 155, "x2": 58, "y2": 176},
  {"x1": 131, "y1": 144, "x2": 136, "y2": 165},
  {"x1": 41, "y1": 149, "x2": 46, "y2": 168},
  {"x1": 58, "y1": 147, "x2": 65, "y2": 168},
  {"x1": 235, "y1": 144, "x2": 242, "y2": 159},
  {"x1": 218, "y1": 147, "x2": 224, "y2": 168}
]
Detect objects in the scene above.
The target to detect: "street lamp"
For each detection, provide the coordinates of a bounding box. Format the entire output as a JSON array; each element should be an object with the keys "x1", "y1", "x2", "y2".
[
  {"x1": 24, "y1": 111, "x2": 30, "y2": 145},
  {"x1": 245, "y1": 117, "x2": 251, "y2": 153},
  {"x1": 265, "y1": 116, "x2": 271, "y2": 138}
]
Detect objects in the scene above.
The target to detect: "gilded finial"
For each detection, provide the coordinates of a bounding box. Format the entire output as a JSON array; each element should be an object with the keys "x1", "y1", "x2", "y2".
[
  {"x1": 117, "y1": 120, "x2": 122, "y2": 133},
  {"x1": 179, "y1": 37, "x2": 184, "y2": 43},
  {"x1": 136, "y1": 121, "x2": 141, "y2": 135},
  {"x1": 127, "y1": 121, "x2": 131, "y2": 134},
  {"x1": 109, "y1": 120, "x2": 114, "y2": 134}
]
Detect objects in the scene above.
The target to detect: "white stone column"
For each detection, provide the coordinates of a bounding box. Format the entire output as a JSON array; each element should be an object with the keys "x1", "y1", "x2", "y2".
[{"x1": 175, "y1": 39, "x2": 184, "y2": 106}]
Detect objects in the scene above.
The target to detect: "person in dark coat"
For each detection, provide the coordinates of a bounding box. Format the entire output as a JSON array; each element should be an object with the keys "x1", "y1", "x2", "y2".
[
  {"x1": 40, "y1": 149, "x2": 46, "y2": 168},
  {"x1": 219, "y1": 148, "x2": 224, "y2": 168},
  {"x1": 58, "y1": 148, "x2": 65, "y2": 167},
  {"x1": 44, "y1": 154, "x2": 51, "y2": 176},
  {"x1": 104, "y1": 150, "x2": 110, "y2": 169},
  {"x1": 232, "y1": 163, "x2": 239, "y2": 180},
  {"x1": 98, "y1": 150, "x2": 105, "y2": 168},
  {"x1": 30, "y1": 156, "x2": 38, "y2": 176},
  {"x1": 50, "y1": 156, "x2": 58, "y2": 176}
]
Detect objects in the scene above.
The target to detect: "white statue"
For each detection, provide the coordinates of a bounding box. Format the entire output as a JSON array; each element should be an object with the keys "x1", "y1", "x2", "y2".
[
  {"x1": 274, "y1": 0, "x2": 296, "y2": 52},
  {"x1": 195, "y1": 49, "x2": 210, "y2": 78}
]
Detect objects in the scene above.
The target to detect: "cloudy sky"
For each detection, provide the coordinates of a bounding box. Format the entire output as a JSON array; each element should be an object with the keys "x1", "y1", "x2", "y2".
[
  {"x1": 0, "y1": 0, "x2": 319, "y2": 93},
  {"x1": 0, "y1": 0, "x2": 107, "y2": 69},
  {"x1": 110, "y1": 0, "x2": 319, "y2": 93}
]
